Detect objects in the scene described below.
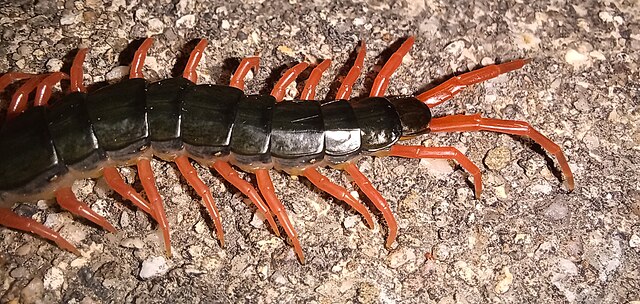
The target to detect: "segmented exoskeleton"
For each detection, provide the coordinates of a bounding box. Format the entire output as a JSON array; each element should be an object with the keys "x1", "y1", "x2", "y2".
[{"x1": 0, "y1": 37, "x2": 574, "y2": 263}]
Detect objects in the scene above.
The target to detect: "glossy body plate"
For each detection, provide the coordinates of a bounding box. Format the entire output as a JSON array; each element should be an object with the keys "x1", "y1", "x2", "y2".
[{"x1": 349, "y1": 97, "x2": 402, "y2": 152}]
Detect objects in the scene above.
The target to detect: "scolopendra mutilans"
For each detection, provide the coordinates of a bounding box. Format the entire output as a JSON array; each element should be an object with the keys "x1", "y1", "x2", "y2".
[{"x1": 0, "y1": 37, "x2": 574, "y2": 263}]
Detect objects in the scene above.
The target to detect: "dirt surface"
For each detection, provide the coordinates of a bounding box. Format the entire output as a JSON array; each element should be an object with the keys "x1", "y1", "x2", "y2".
[{"x1": 1, "y1": 0, "x2": 639, "y2": 303}]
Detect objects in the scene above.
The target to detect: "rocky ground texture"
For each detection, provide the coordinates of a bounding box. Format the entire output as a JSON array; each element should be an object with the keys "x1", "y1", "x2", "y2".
[{"x1": 1, "y1": 0, "x2": 639, "y2": 303}]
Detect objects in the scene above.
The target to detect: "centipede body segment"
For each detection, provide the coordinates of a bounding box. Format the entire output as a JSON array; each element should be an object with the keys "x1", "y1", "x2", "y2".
[{"x1": 0, "y1": 37, "x2": 574, "y2": 263}]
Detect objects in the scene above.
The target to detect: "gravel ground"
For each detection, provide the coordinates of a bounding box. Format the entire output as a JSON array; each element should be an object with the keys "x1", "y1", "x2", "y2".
[{"x1": 1, "y1": 0, "x2": 639, "y2": 303}]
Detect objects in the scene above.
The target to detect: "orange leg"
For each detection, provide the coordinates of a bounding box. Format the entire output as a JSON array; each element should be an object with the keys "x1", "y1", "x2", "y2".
[
  {"x1": 416, "y1": 59, "x2": 530, "y2": 108},
  {"x1": 70, "y1": 48, "x2": 88, "y2": 93},
  {"x1": 6, "y1": 74, "x2": 47, "y2": 122},
  {"x1": 0, "y1": 207, "x2": 80, "y2": 255},
  {"x1": 54, "y1": 187, "x2": 117, "y2": 233},
  {"x1": 388, "y1": 145, "x2": 482, "y2": 198},
  {"x1": 102, "y1": 166, "x2": 155, "y2": 219},
  {"x1": 369, "y1": 36, "x2": 415, "y2": 97},
  {"x1": 302, "y1": 167, "x2": 374, "y2": 229},
  {"x1": 229, "y1": 57, "x2": 260, "y2": 90},
  {"x1": 211, "y1": 161, "x2": 279, "y2": 236},
  {"x1": 129, "y1": 38, "x2": 154, "y2": 79},
  {"x1": 270, "y1": 62, "x2": 309, "y2": 102},
  {"x1": 336, "y1": 41, "x2": 366, "y2": 100},
  {"x1": 174, "y1": 155, "x2": 225, "y2": 247},
  {"x1": 34, "y1": 72, "x2": 69, "y2": 107},
  {"x1": 182, "y1": 39, "x2": 208, "y2": 83},
  {"x1": 136, "y1": 158, "x2": 172, "y2": 256},
  {"x1": 300, "y1": 59, "x2": 331, "y2": 100},
  {"x1": 254, "y1": 169, "x2": 304, "y2": 263},
  {"x1": 343, "y1": 163, "x2": 397, "y2": 248},
  {"x1": 429, "y1": 114, "x2": 575, "y2": 190},
  {"x1": 0, "y1": 72, "x2": 37, "y2": 92}
]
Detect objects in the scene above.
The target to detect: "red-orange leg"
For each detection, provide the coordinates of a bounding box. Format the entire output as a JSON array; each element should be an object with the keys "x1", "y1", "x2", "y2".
[
  {"x1": 70, "y1": 48, "x2": 88, "y2": 93},
  {"x1": 34, "y1": 72, "x2": 69, "y2": 107},
  {"x1": 229, "y1": 57, "x2": 260, "y2": 90},
  {"x1": 174, "y1": 155, "x2": 225, "y2": 247},
  {"x1": 211, "y1": 161, "x2": 279, "y2": 236},
  {"x1": 0, "y1": 72, "x2": 37, "y2": 92},
  {"x1": 388, "y1": 145, "x2": 482, "y2": 198},
  {"x1": 300, "y1": 59, "x2": 331, "y2": 100},
  {"x1": 302, "y1": 167, "x2": 374, "y2": 229},
  {"x1": 0, "y1": 207, "x2": 80, "y2": 255},
  {"x1": 102, "y1": 166, "x2": 155, "y2": 219},
  {"x1": 182, "y1": 39, "x2": 208, "y2": 83},
  {"x1": 429, "y1": 114, "x2": 575, "y2": 190},
  {"x1": 54, "y1": 187, "x2": 117, "y2": 233},
  {"x1": 136, "y1": 158, "x2": 172, "y2": 256},
  {"x1": 271, "y1": 62, "x2": 309, "y2": 102},
  {"x1": 416, "y1": 59, "x2": 530, "y2": 108},
  {"x1": 343, "y1": 163, "x2": 398, "y2": 248},
  {"x1": 369, "y1": 36, "x2": 415, "y2": 97},
  {"x1": 336, "y1": 41, "x2": 366, "y2": 100},
  {"x1": 129, "y1": 38, "x2": 154, "y2": 79},
  {"x1": 6, "y1": 74, "x2": 47, "y2": 122},
  {"x1": 255, "y1": 169, "x2": 305, "y2": 263}
]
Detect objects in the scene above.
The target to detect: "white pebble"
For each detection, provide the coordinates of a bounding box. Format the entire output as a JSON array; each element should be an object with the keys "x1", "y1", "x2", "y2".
[
  {"x1": 140, "y1": 256, "x2": 169, "y2": 279},
  {"x1": 250, "y1": 211, "x2": 266, "y2": 229},
  {"x1": 343, "y1": 215, "x2": 360, "y2": 229},
  {"x1": 121, "y1": 237, "x2": 145, "y2": 249},
  {"x1": 44, "y1": 267, "x2": 65, "y2": 290},
  {"x1": 630, "y1": 234, "x2": 640, "y2": 248},
  {"x1": 176, "y1": 14, "x2": 196, "y2": 28},
  {"x1": 565, "y1": 49, "x2": 590, "y2": 68},
  {"x1": 221, "y1": 20, "x2": 230, "y2": 30}
]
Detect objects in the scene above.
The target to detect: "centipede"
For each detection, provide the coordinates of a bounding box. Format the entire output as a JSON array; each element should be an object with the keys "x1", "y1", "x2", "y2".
[{"x1": 0, "y1": 37, "x2": 574, "y2": 263}]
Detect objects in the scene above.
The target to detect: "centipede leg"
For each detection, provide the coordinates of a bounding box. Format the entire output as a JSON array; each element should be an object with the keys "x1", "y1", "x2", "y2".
[
  {"x1": 129, "y1": 38, "x2": 154, "y2": 79},
  {"x1": 369, "y1": 36, "x2": 415, "y2": 97},
  {"x1": 302, "y1": 167, "x2": 374, "y2": 229},
  {"x1": 136, "y1": 158, "x2": 172, "y2": 257},
  {"x1": 416, "y1": 59, "x2": 530, "y2": 108},
  {"x1": 174, "y1": 155, "x2": 225, "y2": 247},
  {"x1": 300, "y1": 59, "x2": 331, "y2": 100},
  {"x1": 211, "y1": 161, "x2": 279, "y2": 236},
  {"x1": 270, "y1": 62, "x2": 309, "y2": 102},
  {"x1": 34, "y1": 72, "x2": 69, "y2": 107},
  {"x1": 6, "y1": 74, "x2": 47, "y2": 122},
  {"x1": 182, "y1": 39, "x2": 208, "y2": 83},
  {"x1": 0, "y1": 72, "x2": 37, "y2": 92},
  {"x1": 429, "y1": 114, "x2": 575, "y2": 190},
  {"x1": 336, "y1": 41, "x2": 366, "y2": 100},
  {"x1": 388, "y1": 145, "x2": 483, "y2": 198},
  {"x1": 70, "y1": 48, "x2": 88, "y2": 93},
  {"x1": 343, "y1": 163, "x2": 398, "y2": 248},
  {"x1": 54, "y1": 187, "x2": 117, "y2": 233},
  {"x1": 0, "y1": 208, "x2": 80, "y2": 255},
  {"x1": 255, "y1": 169, "x2": 305, "y2": 263},
  {"x1": 102, "y1": 166, "x2": 155, "y2": 219},
  {"x1": 229, "y1": 57, "x2": 260, "y2": 90}
]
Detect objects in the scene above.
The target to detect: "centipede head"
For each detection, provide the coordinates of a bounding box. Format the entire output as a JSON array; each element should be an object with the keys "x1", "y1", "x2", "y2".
[{"x1": 389, "y1": 96, "x2": 432, "y2": 137}]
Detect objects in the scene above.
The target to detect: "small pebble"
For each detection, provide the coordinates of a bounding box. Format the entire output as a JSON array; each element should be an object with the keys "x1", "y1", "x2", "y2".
[
  {"x1": 494, "y1": 266, "x2": 513, "y2": 294},
  {"x1": 343, "y1": 215, "x2": 359, "y2": 229},
  {"x1": 386, "y1": 247, "x2": 416, "y2": 268},
  {"x1": 629, "y1": 234, "x2": 640, "y2": 248},
  {"x1": 44, "y1": 267, "x2": 65, "y2": 290},
  {"x1": 250, "y1": 211, "x2": 266, "y2": 229},
  {"x1": 121, "y1": 237, "x2": 145, "y2": 249},
  {"x1": 484, "y1": 146, "x2": 512, "y2": 170},
  {"x1": 140, "y1": 256, "x2": 169, "y2": 279},
  {"x1": 21, "y1": 277, "x2": 44, "y2": 304},
  {"x1": 544, "y1": 201, "x2": 569, "y2": 220}
]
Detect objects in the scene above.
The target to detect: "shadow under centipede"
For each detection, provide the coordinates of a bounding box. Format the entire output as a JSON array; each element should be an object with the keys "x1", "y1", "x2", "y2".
[
  {"x1": 356, "y1": 36, "x2": 412, "y2": 100},
  {"x1": 170, "y1": 39, "x2": 203, "y2": 79},
  {"x1": 258, "y1": 63, "x2": 291, "y2": 96},
  {"x1": 326, "y1": 43, "x2": 365, "y2": 100},
  {"x1": 512, "y1": 136, "x2": 565, "y2": 184},
  {"x1": 218, "y1": 58, "x2": 240, "y2": 86}
]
